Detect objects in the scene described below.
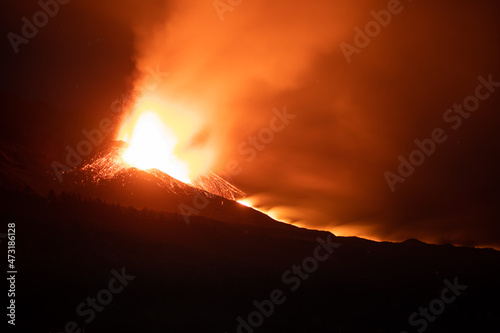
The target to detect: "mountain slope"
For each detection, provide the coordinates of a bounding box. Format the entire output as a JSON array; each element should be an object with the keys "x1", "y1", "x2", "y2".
[{"x1": 3, "y1": 187, "x2": 500, "y2": 333}]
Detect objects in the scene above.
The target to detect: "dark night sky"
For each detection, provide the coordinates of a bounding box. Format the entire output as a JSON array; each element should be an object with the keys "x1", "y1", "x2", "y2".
[{"x1": 1, "y1": 0, "x2": 500, "y2": 248}]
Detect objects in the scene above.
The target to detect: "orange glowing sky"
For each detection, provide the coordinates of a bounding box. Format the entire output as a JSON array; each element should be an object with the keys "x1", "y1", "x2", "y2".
[{"x1": 2, "y1": 0, "x2": 500, "y2": 249}]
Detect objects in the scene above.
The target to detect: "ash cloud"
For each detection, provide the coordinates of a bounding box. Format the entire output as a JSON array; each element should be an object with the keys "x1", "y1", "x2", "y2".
[
  {"x1": 5, "y1": 0, "x2": 497, "y2": 248},
  {"x1": 124, "y1": 0, "x2": 500, "y2": 248}
]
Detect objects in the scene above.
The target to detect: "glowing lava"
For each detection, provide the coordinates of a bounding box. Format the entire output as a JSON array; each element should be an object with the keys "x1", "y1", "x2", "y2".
[
  {"x1": 237, "y1": 198, "x2": 291, "y2": 222},
  {"x1": 117, "y1": 96, "x2": 215, "y2": 184},
  {"x1": 121, "y1": 111, "x2": 191, "y2": 183},
  {"x1": 237, "y1": 199, "x2": 252, "y2": 207}
]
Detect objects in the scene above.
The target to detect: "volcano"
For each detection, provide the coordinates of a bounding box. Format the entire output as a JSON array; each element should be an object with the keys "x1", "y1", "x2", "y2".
[
  {"x1": 1, "y1": 117, "x2": 500, "y2": 332},
  {"x1": 59, "y1": 141, "x2": 296, "y2": 230},
  {"x1": 2, "y1": 0, "x2": 500, "y2": 329}
]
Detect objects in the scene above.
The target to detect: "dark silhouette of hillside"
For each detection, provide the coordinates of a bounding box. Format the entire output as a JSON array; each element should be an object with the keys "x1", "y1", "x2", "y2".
[
  {"x1": 1, "y1": 90, "x2": 499, "y2": 332},
  {"x1": 2, "y1": 187, "x2": 500, "y2": 333}
]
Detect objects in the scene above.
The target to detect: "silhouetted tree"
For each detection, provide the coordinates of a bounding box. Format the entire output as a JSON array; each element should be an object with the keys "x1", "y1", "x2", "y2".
[{"x1": 48, "y1": 189, "x2": 56, "y2": 202}]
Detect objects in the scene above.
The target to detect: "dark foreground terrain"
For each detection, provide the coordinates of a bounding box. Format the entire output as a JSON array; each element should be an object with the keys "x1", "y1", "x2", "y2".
[{"x1": 2, "y1": 186, "x2": 500, "y2": 333}]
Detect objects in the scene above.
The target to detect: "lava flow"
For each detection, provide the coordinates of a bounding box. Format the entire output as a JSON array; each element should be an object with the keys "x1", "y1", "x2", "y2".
[
  {"x1": 120, "y1": 110, "x2": 191, "y2": 184},
  {"x1": 93, "y1": 96, "x2": 245, "y2": 201},
  {"x1": 116, "y1": 97, "x2": 211, "y2": 183}
]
